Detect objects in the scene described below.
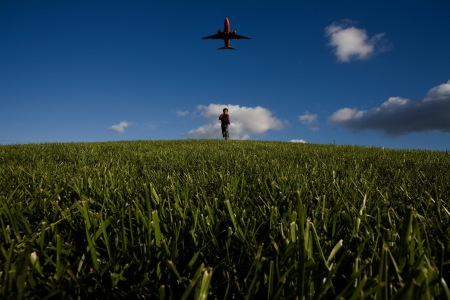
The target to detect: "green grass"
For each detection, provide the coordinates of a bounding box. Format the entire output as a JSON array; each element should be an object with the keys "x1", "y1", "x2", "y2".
[{"x1": 0, "y1": 140, "x2": 449, "y2": 299}]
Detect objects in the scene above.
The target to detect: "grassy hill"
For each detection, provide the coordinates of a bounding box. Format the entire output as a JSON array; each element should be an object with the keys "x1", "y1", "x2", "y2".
[{"x1": 1, "y1": 140, "x2": 449, "y2": 299}]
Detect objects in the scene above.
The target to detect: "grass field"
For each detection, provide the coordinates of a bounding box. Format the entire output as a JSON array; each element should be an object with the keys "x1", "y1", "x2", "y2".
[{"x1": 1, "y1": 140, "x2": 449, "y2": 299}]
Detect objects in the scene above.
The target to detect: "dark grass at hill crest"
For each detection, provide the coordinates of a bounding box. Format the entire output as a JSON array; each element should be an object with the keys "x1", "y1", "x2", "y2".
[{"x1": 1, "y1": 140, "x2": 449, "y2": 299}]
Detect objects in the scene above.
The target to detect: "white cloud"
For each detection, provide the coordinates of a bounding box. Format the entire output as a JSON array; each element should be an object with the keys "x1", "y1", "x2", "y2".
[
  {"x1": 290, "y1": 139, "x2": 307, "y2": 143},
  {"x1": 187, "y1": 124, "x2": 217, "y2": 138},
  {"x1": 298, "y1": 111, "x2": 319, "y2": 131},
  {"x1": 380, "y1": 97, "x2": 409, "y2": 109},
  {"x1": 330, "y1": 108, "x2": 364, "y2": 122},
  {"x1": 176, "y1": 110, "x2": 189, "y2": 117},
  {"x1": 330, "y1": 80, "x2": 450, "y2": 136},
  {"x1": 108, "y1": 121, "x2": 130, "y2": 133},
  {"x1": 325, "y1": 20, "x2": 389, "y2": 62},
  {"x1": 188, "y1": 103, "x2": 286, "y2": 139},
  {"x1": 424, "y1": 80, "x2": 450, "y2": 101}
]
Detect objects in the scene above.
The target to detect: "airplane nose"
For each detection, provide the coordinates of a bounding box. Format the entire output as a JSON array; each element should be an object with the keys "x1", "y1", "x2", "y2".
[{"x1": 224, "y1": 18, "x2": 230, "y2": 27}]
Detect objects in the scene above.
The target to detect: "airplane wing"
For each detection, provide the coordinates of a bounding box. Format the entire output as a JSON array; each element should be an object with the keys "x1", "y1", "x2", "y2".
[
  {"x1": 202, "y1": 33, "x2": 223, "y2": 39},
  {"x1": 233, "y1": 34, "x2": 251, "y2": 40}
]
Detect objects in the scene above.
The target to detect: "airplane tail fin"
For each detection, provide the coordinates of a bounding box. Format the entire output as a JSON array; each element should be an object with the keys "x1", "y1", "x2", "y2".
[{"x1": 218, "y1": 46, "x2": 236, "y2": 50}]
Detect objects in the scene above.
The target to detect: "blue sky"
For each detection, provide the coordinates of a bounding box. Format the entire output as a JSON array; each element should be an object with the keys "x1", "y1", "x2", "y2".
[{"x1": 1, "y1": 0, "x2": 450, "y2": 150}]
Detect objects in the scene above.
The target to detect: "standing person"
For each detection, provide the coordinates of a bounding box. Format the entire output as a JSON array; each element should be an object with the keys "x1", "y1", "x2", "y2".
[{"x1": 219, "y1": 108, "x2": 230, "y2": 140}]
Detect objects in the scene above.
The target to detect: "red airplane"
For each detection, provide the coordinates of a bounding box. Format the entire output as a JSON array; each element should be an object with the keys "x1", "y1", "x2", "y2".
[{"x1": 202, "y1": 18, "x2": 251, "y2": 50}]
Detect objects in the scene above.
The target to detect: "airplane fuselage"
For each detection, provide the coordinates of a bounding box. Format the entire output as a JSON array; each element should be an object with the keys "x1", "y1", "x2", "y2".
[
  {"x1": 202, "y1": 18, "x2": 250, "y2": 50},
  {"x1": 223, "y1": 18, "x2": 232, "y2": 48}
]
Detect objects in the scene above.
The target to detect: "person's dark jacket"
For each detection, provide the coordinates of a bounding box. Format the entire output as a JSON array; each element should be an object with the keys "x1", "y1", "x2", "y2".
[{"x1": 219, "y1": 114, "x2": 230, "y2": 127}]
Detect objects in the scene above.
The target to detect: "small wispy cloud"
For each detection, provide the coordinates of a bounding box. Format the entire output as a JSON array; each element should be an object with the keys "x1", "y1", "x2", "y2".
[
  {"x1": 325, "y1": 20, "x2": 390, "y2": 62},
  {"x1": 188, "y1": 103, "x2": 286, "y2": 139},
  {"x1": 176, "y1": 110, "x2": 189, "y2": 117},
  {"x1": 290, "y1": 139, "x2": 307, "y2": 143},
  {"x1": 330, "y1": 80, "x2": 450, "y2": 136},
  {"x1": 143, "y1": 122, "x2": 157, "y2": 130},
  {"x1": 108, "y1": 121, "x2": 130, "y2": 133},
  {"x1": 298, "y1": 111, "x2": 319, "y2": 131}
]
